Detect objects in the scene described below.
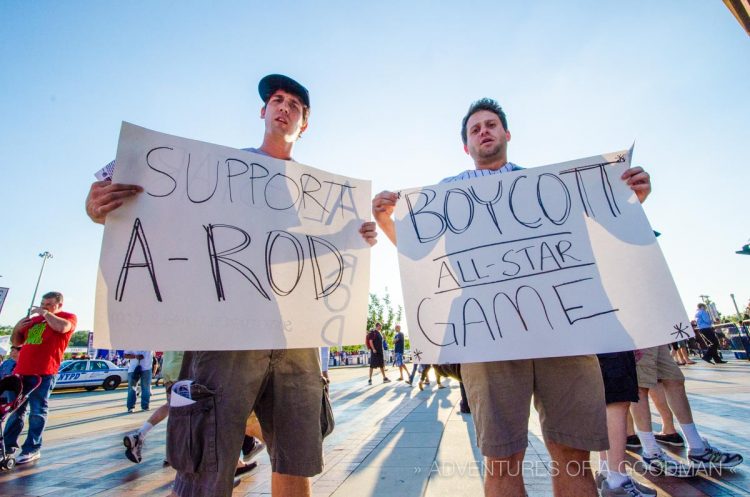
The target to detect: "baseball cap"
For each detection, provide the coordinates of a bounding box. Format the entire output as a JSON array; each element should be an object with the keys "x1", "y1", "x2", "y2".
[{"x1": 258, "y1": 74, "x2": 310, "y2": 108}]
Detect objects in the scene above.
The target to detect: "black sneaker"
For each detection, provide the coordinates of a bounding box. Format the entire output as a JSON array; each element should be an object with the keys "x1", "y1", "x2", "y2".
[
  {"x1": 626, "y1": 435, "x2": 642, "y2": 449},
  {"x1": 241, "y1": 436, "x2": 265, "y2": 462},
  {"x1": 688, "y1": 439, "x2": 743, "y2": 470},
  {"x1": 123, "y1": 431, "x2": 143, "y2": 464},
  {"x1": 234, "y1": 461, "x2": 257, "y2": 477},
  {"x1": 655, "y1": 432, "x2": 685, "y2": 447}
]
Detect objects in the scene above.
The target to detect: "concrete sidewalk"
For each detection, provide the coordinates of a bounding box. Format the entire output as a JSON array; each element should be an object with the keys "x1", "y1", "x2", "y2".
[{"x1": 1, "y1": 359, "x2": 750, "y2": 496}]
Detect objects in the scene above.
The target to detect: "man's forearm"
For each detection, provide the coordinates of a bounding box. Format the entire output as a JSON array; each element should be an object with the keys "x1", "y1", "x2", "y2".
[
  {"x1": 11, "y1": 327, "x2": 25, "y2": 347},
  {"x1": 375, "y1": 216, "x2": 397, "y2": 246},
  {"x1": 44, "y1": 312, "x2": 73, "y2": 333}
]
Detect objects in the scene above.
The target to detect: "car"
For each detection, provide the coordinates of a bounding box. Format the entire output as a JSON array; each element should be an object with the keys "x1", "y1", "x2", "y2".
[{"x1": 55, "y1": 359, "x2": 128, "y2": 391}]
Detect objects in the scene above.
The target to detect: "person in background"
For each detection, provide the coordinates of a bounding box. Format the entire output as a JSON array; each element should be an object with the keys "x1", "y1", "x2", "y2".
[
  {"x1": 695, "y1": 303, "x2": 725, "y2": 364},
  {"x1": 3, "y1": 291, "x2": 77, "y2": 465},
  {"x1": 366, "y1": 323, "x2": 390, "y2": 385},
  {"x1": 0, "y1": 346, "x2": 21, "y2": 378},
  {"x1": 124, "y1": 350, "x2": 152, "y2": 413},
  {"x1": 392, "y1": 325, "x2": 409, "y2": 381}
]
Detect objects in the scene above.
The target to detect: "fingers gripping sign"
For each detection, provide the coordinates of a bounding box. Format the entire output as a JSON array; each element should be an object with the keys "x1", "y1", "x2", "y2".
[
  {"x1": 86, "y1": 180, "x2": 143, "y2": 224},
  {"x1": 620, "y1": 166, "x2": 651, "y2": 204},
  {"x1": 372, "y1": 190, "x2": 400, "y2": 245},
  {"x1": 359, "y1": 221, "x2": 378, "y2": 247}
]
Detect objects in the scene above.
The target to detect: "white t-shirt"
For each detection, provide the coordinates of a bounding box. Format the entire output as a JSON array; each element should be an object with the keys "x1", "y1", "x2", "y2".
[{"x1": 124, "y1": 350, "x2": 153, "y2": 373}]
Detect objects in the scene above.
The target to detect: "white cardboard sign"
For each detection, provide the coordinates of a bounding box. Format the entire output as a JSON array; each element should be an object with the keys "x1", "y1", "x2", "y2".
[
  {"x1": 94, "y1": 123, "x2": 371, "y2": 351},
  {"x1": 395, "y1": 150, "x2": 689, "y2": 364}
]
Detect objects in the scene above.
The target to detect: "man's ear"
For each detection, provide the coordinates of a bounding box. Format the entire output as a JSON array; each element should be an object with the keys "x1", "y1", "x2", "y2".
[
  {"x1": 260, "y1": 105, "x2": 266, "y2": 119},
  {"x1": 506, "y1": 130, "x2": 511, "y2": 142},
  {"x1": 463, "y1": 144, "x2": 469, "y2": 155}
]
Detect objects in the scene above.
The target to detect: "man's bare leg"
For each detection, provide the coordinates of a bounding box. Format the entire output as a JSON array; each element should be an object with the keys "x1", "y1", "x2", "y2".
[
  {"x1": 649, "y1": 382, "x2": 677, "y2": 434},
  {"x1": 147, "y1": 402, "x2": 169, "y2": 427},
  {"x1": 272, "y1": 472, "x2": 310, "y2": 497},
  {"x1": 602, "y1": 402, "x2": 629, "y2": 476},
  {"x1": 546, "y1": 439, "x2": 597, "y2": 497},
  {"x1": 630, "y1": 387, "x2": 653, "y2": 432},
  {"x1": 484, "y1": 451, "x2": 526, "y2": 497},
  {"x1": 660, "y1": 379, "x2": 694, "y2": 424},
  {"x1": 245, "y1": 415, "x2": 264, "y2": 442},
  {"x1": 380, "y1": 367, "x2": 390, "y2": 380}
]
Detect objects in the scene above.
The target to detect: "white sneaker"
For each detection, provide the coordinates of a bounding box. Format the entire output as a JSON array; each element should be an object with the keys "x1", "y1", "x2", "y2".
[
  {"x1": 15, "y1": 450, "x2": 40, "y2": 464},
  {"x1": 600, "y1": 477, "x2": 652, "y2": 496},
  {"x1": 596, "y1": 472, "x2": 657, "y2": 496},
  {"x1": 641, "y1": 449, "x2": 695, "y2": 478}
]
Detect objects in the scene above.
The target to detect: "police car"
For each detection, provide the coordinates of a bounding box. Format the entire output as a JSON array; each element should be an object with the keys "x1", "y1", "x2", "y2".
[{"x1": 55, "y1": 359, "x2": 128, "y2": 391}]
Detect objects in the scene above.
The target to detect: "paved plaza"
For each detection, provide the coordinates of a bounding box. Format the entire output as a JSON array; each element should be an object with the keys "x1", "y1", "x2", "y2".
[{"x1": 1, "y1": 358, "x2": 750, "y2": 496}]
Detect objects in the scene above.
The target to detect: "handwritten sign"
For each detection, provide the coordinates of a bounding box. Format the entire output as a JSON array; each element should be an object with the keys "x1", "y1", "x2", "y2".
[
  {"x1": 395, "y1": 150, "x2": 689, "y2": 364},
  {"x1": 94, "y1": 123, "x2": 371, "y2": 351},
  {"x1": 0, "y1": 287, "x2": 8, "y2": 315}
]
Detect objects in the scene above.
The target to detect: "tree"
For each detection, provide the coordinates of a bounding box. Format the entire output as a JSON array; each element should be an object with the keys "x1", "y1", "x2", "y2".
[
  {"x1": 334, "y1": 290, "x2": 404, "y2": 354},
  {"x1": 367, "y1": 290, "x2": 403, "y2": 349},
  {"x1": 69, "y1": 331, "x2": 90, "y2": 347}
]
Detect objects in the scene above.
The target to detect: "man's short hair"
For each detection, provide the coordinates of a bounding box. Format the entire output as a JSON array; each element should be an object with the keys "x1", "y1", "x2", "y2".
[
  {"x1": 42, "y1": 291, "x2": 63, "y2": 304},
  {"x1": 461, "y1": 98, "x2": 509, "y2": 145},
  {"x1": 698, "y1": 303, "x2": 706, "y2": 309}
]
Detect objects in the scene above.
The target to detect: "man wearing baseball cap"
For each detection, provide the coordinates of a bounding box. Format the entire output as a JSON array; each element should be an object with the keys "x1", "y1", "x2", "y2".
[{"x1": 86, "y1": 74, "x2": 378, "y2": 497}]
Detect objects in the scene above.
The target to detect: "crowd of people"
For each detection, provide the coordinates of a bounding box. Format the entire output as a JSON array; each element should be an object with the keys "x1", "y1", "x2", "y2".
[{"x1": 0, "y1": 73, "x2": 745, "y2": 497}]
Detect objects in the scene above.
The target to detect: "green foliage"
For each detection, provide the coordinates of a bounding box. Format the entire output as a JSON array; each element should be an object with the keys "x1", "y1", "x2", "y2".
[
  {"x1": 367, "y1": 291, "x2": 403, "y2": 348},
  {"x1": 68, "y1": 331, "x2": 91, "y2": 347},
  {"x1": 0, "y1": 326, "x2": 12, "y2": 336},
  {"x1": 328, "y1": 291, "x2": 404, "y2": 353}
]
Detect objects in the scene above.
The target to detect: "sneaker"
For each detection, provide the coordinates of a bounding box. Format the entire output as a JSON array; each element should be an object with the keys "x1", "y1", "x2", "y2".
[
  {"x1": 688, "y1": 439, "x2": 743, "y2": 470},
  {"x1": 234, "y1": 461, "x2": 257, "y2": 477},
  {"x1": 127, "y1": 408, "x2": 135, "y2": 413},
  {"x1": 626, "y1": 435, "x2": 642, "y2": 449},
  {"x1": 597, "y1": 473, "x2": 657, "y2": 497},
  {"x1": 383, "y1": 377, "x2": 391, "y2": 383},
  {"x1": 641, "y1": 449, "x2": 695, "y2": 477},
  {"x1": 241, "y1": 436, "x2": 265, "y2": 462},
  {"x1": 15, "y1": 450, "x2": 40, "y2": 465},
  {"x1": 367, "y1": 379, "x2": 372, "y2": 385},
  {"x1": 701, "y1": 357, "x2": 714, "y2": 364},
  {"x1": 123, "y1": 431, "x2": 144, "y2": 463},
  {"x1": 715, "y1": 360, "x2": 728, "y2": 364},
  {"x1": 600, "y1": 477, "x2": 655, "y2": 496},
  {"x1": 654, "y1": 432, "x2": 685, "y2": 447}
]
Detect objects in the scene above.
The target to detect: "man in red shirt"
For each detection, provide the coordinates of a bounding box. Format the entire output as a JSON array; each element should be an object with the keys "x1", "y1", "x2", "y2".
[{"x1": 3, "y1": 291, "x2": 77, "y2": 465}]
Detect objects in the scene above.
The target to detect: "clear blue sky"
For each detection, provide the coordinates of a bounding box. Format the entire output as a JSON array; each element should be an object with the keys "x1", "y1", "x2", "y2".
[{"x1": 1, "y1": 1, "x2": 748, "y2": 332}]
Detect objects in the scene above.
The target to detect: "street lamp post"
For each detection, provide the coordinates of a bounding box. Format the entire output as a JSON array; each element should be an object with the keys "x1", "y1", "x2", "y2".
[
  {"x1": 28, "y1": 251, "x2": 53, "y2": 316},
  {"x1": 731, "y1": 293, "x2": 743, "y2": 321}
]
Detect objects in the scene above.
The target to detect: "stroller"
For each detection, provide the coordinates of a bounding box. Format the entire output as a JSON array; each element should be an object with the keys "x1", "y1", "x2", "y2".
[{"x1": 0, "y1": 374, "x2": 41, "y2": 471}]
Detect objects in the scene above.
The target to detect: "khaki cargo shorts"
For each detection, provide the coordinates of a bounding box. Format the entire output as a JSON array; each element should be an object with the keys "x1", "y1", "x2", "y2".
[
  {"x1": 462, "y1": 355, "x2": 608, "y2": 458},
  {"x1": 635, "y1": 344, "x2": 685, "y2": 389},
  {"x1": 169, "y1": 348, "x2": 331, "y2": 497}
]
